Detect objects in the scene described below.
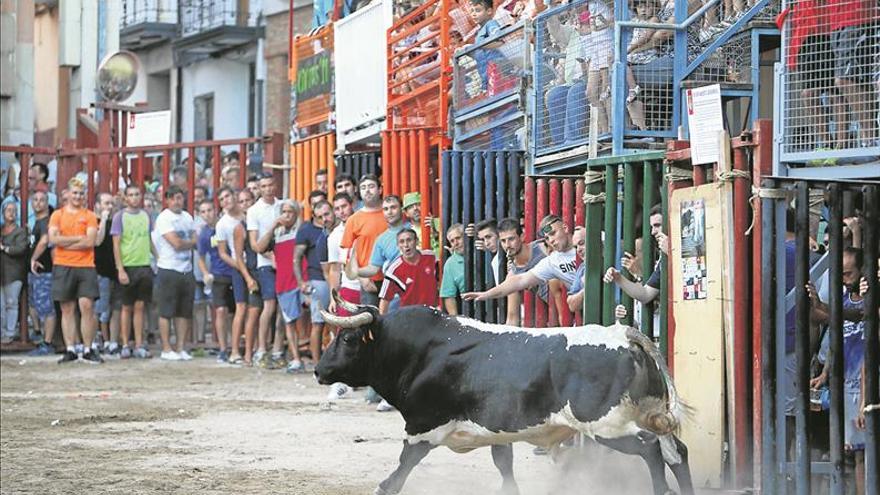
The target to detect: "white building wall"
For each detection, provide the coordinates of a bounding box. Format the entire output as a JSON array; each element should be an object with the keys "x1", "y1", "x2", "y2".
[{"x1": 181, "y1": 58, "x2": 251, "y2": 142}]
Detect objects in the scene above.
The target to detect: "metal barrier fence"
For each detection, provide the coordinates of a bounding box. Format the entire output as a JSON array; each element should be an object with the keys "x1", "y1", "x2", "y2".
[
  {"x1": 441, "y1": 151, "x2": 523, "y2": 322},
  {"x1": 533, "y1": 0, "x2": 616, "y2": 157},
  {"x1": 759, "y1": 177, "x2": 879, "y2": 495},
  {"x1": 290, "y1": 24, "x2": 335, "y2": 141},
  {"x1": 179, "y1": 0, "x2": 259, "y2": 37},
  {"x1": 386, "y1": 0, "x2": 451, "y2": 132},
  {"x1": 776, "y1": 0, "x2": 880, "y2": 165},
  {"x1": 452, "y1": 22, "x2": 529, "y2": 151},
  {"x1": 382, "y1": 129, "x2": 437, "y2": 248},
  {"x1": 335, "y1": 151, "x2": 382, "y2": 180}
]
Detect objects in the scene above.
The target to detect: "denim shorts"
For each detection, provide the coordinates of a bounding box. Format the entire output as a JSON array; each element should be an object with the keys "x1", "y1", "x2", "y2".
[
  {"x1": 95, "y1": 276, "x2": 121, "y2": 323},
  {"x1": 307, "y1": 280, "x2": 331, "y2": 323},
  {"x1": 28, "y1": 272, "x2": 54, "y2": 320},
  {"x1": 277, "y1": 288, "x2": 302, "y2": 324},
  {"x1": 257, "y1": 266, "x2": 277, "y2": 301}
]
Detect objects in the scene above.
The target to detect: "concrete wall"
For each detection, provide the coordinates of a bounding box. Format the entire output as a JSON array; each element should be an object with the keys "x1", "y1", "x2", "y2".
[
  {"x1": 264, "y1": 10, "x2": 290, "y2": 146},
  {"x1": 34, "y1": 7, "x2": 59, "y2": 137},
  {"x1": 181, "y1": 58, "x2": 252, "y2": 142},
  {"x1": 123, "y1": 42, "x2": 174, "y2": 111},
  {"x1": 0, "y1": 0, "x2": 35, "y2": 145}
]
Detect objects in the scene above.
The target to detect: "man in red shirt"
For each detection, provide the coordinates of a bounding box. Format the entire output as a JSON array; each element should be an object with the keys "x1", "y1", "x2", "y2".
[{"x1": 378, "y1": 228, "x2": 438, "y2": 314}]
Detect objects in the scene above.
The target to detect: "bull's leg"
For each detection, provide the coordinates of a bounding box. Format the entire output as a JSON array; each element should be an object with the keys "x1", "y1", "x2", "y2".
[
  {"x1": 663, "y1": 435, "x2": 694, "y2": 495},
  {"x1": 375, "y1": 440, "x2": 435, "y2": 495},
  {"x1": 595, "y1": 436, "x2": 672, "y2": 495},
  {"x1": 490, "y1": 444, "x2": 520, "y2": 495}
]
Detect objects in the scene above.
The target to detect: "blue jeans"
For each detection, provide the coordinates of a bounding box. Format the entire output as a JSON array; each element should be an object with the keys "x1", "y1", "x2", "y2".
[{"x1": 546, "y1": 79, "x2": 587, "y2": 145}]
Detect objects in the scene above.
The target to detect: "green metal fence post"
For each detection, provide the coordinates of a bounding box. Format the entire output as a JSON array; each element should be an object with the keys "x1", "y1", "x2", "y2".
[
  {"x1": 583, "y1": 166, "x2": 604, "y2": 325},
  {"x1": 641, "y1": 161, "x2": 658, "y2": 337},
  {"x1": 602, "y1": 164, "x2": 619, "y2": 326},
  {"x1": 622, "y1": 163, "x2": 637, "y2": 327},
  {"x1": 659, "y1": 164, "x2": 670, "y2": 360}
]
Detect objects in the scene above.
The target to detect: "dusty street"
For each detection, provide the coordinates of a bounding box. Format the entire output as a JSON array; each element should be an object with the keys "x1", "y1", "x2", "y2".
[{"x1": 1, "y1": 355, "x2": 669, "y2": 495}]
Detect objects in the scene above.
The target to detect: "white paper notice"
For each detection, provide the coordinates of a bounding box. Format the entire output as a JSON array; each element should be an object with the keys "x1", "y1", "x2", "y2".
[
  {"x1": 127, "y1": 110, "x2": 172, "y2": 147},
  {"x1": 686, "y1": 84, "x2": 724, "y2": 165}
]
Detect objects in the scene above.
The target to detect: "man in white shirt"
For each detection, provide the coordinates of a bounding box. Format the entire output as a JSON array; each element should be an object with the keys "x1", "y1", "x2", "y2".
[
  {"x1": 153, "y1": 186, "x2": 198, "y2": 361},
  {"x1": 246, "y1": 172, "x2": 281, "y2": 363},
  {"x1": 463, "y1": 215, "x2": 579, "y2": 303}
]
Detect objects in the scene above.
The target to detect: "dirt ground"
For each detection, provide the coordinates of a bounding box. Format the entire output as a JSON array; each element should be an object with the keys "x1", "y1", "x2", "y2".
[{"x1": 1, "y1": 354, "x2": 679, "y2": 495}]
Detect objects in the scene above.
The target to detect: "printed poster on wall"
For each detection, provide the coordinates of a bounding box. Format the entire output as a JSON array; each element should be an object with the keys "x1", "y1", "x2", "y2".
[{"x1": 680, "y1": 199, "x2": 707, "y2": 300}]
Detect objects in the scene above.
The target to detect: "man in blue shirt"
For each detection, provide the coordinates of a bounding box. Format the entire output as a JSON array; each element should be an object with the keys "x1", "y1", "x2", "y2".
[
  {"x1": 196, "y1": 200, "x2": 235, "y2": 362},
  {"x1": 295, "y1": 193, "x2": 332, "y2": 363}
]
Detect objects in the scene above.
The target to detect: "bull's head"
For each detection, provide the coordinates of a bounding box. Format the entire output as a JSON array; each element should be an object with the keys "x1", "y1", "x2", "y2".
[{"x1": 314, "y1": 291, "x2": 379, "y2": 387}]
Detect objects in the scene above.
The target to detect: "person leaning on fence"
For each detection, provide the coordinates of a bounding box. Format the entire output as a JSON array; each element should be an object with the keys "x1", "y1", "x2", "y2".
[
  {"x1": 806, "y1": 247, "x2": 868, "y2": 495},
  {"x1": 544, "y1": 9, "x2": 590, "y2": 145},
  {"x1": 468, "y1": 218, "x2": 501, "y2": 285},
  {"x1": 603, "y1": 204, "x2": 668, "y2": 306},
  {"x1": 333, "y1": 174, "x2": 361, "y2": 211},
  {"x1": 1, "y1": 201, "x2": 28, "y2": 345},
  {"x1": 467, "y1": 0, "x2": 504, "y2": 91},
  {"x1": 48, "y1": 177, "x2": 101, "y2": 364},
  {"x1": 402, "y1": 192, "x2": 442, "y2": 258},
  {"x1": 28, "y1": 190, "x2": 57, "y2": 355},
  {"x1": 463, "y1": 214, "x2": 579, "y2": 303},
  {"x1": 439, "y1": 223, "x2": 467, "y2": 315},
  {"x1": 496, "y1": 217, "x2": 550, "y2": 326},
  {"x1": 111, "y1": 185, "x2": 154, "y2": 359},
  {"x1": 583, "y1": 1, "x2": 613, "y2": 135}
]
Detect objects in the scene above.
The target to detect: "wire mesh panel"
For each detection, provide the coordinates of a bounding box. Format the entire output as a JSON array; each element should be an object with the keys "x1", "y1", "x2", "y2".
[
  {"x1": 453, "y1": 22, "x2": 528, "y2": 150},
  {"x1": 533, "y1": 0, "x2": 615, "y2": 156},
  {"x1": 620, "y1": 0, "x2": 677, "y2": 135},
  {"x1": 179, "y1": 0, "x2": 258, "y2": 37},
  {"x1": 122, "y1": 0, "x2": 178, "y2": 27},
  {"x1": 291, "y1": 25, "x2": 335, "y2": 141},
  {"x1": 779, "y1": 0, "x2": 880, "y2": 162},
  {"x1": 686, "y1": 30, "x2": 753, "y2": 84}
]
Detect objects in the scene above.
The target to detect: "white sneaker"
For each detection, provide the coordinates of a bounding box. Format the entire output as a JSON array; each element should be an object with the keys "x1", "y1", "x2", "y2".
[
  {"x1": 376, "y1": 399, "x2": 395, "y2": 412},
  {"x1": 178, "y1": 350, "x2": 193, "y2": 361},
  {"x1": 326, "y1": 383, "x2": 351, "y2": 400},
  {"x1": 160, "y1": 351, "x2": 181, "y2": 361}
]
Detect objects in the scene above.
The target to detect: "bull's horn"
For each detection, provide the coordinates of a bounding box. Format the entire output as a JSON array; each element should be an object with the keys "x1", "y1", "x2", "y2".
[
  {"x1": 332, "y1": 289, "x2": 361, "y2": 314},
  {"x1": 320, "y1": 310, "x2": 374, "y2": 329}
]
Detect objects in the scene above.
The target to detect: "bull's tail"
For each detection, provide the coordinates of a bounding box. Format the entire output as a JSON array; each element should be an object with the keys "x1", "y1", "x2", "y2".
[{"x1": 625, "y1": 326, "x2": 692, "y2": 436}]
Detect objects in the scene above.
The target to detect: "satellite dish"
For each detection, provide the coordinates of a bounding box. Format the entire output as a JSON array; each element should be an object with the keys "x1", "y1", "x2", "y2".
[{"x1": 97, "y1": 51, "x2": 140, "y2": 102}]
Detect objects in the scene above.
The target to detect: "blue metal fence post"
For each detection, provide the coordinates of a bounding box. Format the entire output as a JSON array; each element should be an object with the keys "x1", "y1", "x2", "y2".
[
  {"x1": 463, "y1": 153, "x2": 474, "y2": 317},
  {"x1": 794, "y1": 182, "x2": 811, "y2": 495},
  {"x1": 611, "y1": 0, "x2": 629, "y2": 155},
  {"x1": 760, "y1": 178, "x2": 778, "y2": 495},
  {"x1": 473, "y1": 152, "x2": 486, "y2": 321}
]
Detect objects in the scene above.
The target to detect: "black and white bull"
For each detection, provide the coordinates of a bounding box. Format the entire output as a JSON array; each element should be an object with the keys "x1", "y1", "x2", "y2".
[{"x1": 316, "y1": 294, "x2": 694, "y2": 495}]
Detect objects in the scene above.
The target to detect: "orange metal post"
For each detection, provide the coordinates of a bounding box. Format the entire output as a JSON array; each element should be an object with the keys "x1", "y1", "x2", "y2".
[
  {"x1": 327, "y1": 135, "x2": 336, "y2": 201},
  {"x1": 390, "y1": 131, "x2": 400, "y2": 197},
  {"x1": 111, "y1": 152, "x2": 120, "y2": 195},
  {"x1": 87, "y1": 154, "x2": 97, "y2": 209},
  {"x1": 408, "y1": 130, "x2": 418, "y2": 194},
  {"x1": 395, "y1": 131, "x2": 415, "y2": 198},
  {"x1": 136, "y1": 151, "x2": 146, "y2": 189},
  {"x1": 418, "y1": 130, "x2": 430, "y2": 249}
]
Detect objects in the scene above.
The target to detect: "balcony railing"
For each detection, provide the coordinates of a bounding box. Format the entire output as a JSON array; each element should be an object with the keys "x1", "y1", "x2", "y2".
[
  {"x1": 179, "y1": 0, "x2": 260, "y2": 38},
  {"x1": 452, "y1": 21, "x2": 528, "y2": 151},
  {"x1": 121, "y1": 0, "x2": 179, "y2": 28}
]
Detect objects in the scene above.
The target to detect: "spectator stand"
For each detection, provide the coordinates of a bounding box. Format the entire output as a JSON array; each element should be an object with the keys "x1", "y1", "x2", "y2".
[
  {"x1": 452, "y1": 21, "x2": 530, "y2": 151},
  {"x1": 758, "y1": 177, "x2": 879, "y2": 494},
  {"x1": 774, "y1": 0, "x2": 880, "y2": 178},
  {"x1": 530, "y1": 0, "x2": 779, "y2": 173},
  {"x1": 289, "y1": 23, "x2": 336, "y2": 213}
]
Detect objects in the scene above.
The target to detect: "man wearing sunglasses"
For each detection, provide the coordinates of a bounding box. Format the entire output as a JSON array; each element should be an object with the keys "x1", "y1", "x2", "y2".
[{"x1": 463, "y1": 215, "x2": 579, "y2": 303}]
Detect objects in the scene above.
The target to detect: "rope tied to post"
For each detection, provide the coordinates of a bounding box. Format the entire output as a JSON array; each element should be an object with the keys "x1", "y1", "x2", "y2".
[
  {"x1": 664, "y1": 166, "x2": 692, "y2": 183},
  {"x1": 715, "y1": 168, "x2": 751, "y2": 183},
  {"x1": 583, "y1": 192, "x2": 606, "y2": 204},
  {"x1": 744, "y1": 186, "x2": 792, "y2": 236},
  {"x1": 583, "y1": 170, "x2": 605, "y2": 184}
]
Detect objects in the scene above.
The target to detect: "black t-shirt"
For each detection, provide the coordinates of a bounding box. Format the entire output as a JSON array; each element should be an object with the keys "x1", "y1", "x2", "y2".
[
  {"x1": 31, "y1": 215, "x2": 52, "y2": 273},
  {"x1": 94, "y1": 225, "x2": 118, "y2": 279}
]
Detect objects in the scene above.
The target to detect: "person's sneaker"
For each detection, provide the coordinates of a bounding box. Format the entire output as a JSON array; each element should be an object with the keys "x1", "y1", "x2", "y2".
[
  {"x1": 253, "y1": 350, "x2": 265, "y2": 364},
  {"x1": 326, "y1": 383, "x2": 350, "y2": 400},
  {"x1": 106, "y1": 342, "x2": 120, "y2": 355},
  {"x1": 81, "y1": 350, "x2": 104, "y2": 365},
  {"x1": 217, "y1": 350, "x2": 229, "y2": 363},
  {"x1": 160, "y1": 350, "x2": 182, "y2": 361},
  {"x1": 364, "y1": 387, "x2": 381, "y2": 404},
  {"x1": 29, "y1": 342, "x2": 53, "y2": 356},
  {"x1": 133, "y1": 347, "x2": 152, "y2": 359},
  {"x1": 269, "y1": 355, "x2": 287, "y2": 370},
  {"x1": 376, "y1": 399, "x2": 395, "y2": 412},
  {"x1": 178, "y1": 350, "x2": 193, "y2": 361},
  {"x1": 285, "y1": 359, "x2": 304, "y2": 374},
  {"x1": 120, "y1": 346, "x2": 132, "y2": 359},
  {"x1": 58, "y1": 350, "x2": 79, "y2": 364}
]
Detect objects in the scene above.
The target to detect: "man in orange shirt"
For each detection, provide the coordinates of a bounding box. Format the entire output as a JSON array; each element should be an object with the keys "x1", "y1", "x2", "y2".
[
  {"x1": 48, "y1": 178, "x2": 100, "y2": 364},
  {"x1": 340, "y1": 174, "x2": 387, "y2": 306}
]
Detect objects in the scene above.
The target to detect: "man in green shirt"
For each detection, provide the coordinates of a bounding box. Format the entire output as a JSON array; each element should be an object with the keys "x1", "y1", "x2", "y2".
[
  {"x1": 111, "y1": 185, "x2": 155, "y2": 359},
  {"x1": 439, "y1": 223, "x2": 466, "y2": 315}
]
